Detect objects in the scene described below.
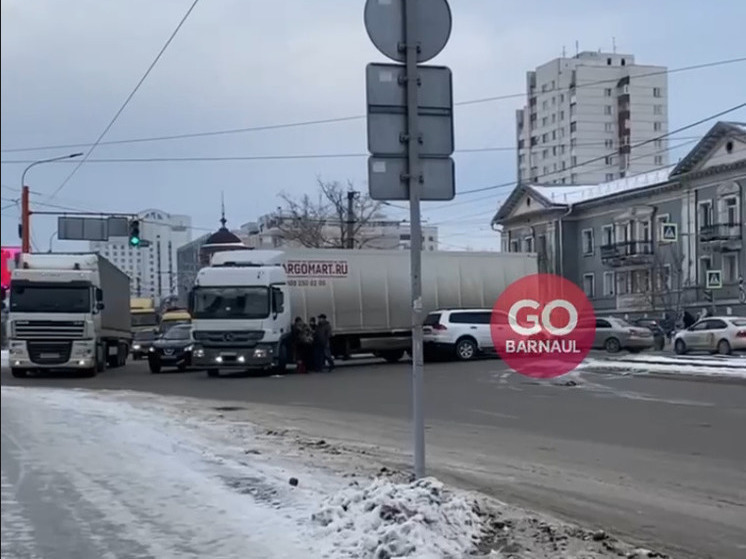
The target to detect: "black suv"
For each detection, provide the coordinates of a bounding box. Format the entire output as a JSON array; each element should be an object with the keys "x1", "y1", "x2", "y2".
[
  {"x1": 132, "y1": 329, "x2": 158, "y2": 360},
  {"x1": 148, "y1": 324, "x2": 194, "y2": 373}
]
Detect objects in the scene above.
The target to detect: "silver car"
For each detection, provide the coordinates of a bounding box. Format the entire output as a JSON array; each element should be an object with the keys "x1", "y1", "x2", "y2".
[
  {"x1": 593, "y1": 317, "x2": 655, "y2": 353},
  {"x1": 674, "y1": 316, "x2": 746, "y2": 355}
]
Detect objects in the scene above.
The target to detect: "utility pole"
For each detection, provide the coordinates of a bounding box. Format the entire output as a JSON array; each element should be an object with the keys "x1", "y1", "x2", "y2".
[
  {"x1": 346, "y1": 190, "x2": 358, "y2": 249},
  {"x1": 364, "y1": 0, "x2": 453, "y2": 480},
  {"x1": 19, "y1": 153, "x2": 84, "y2": 253}
]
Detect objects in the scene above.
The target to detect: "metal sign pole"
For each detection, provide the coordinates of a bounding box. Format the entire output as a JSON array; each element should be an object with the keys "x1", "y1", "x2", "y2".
[{"x1": 404, "y1": 0, "x2": 425, "y2": 480}]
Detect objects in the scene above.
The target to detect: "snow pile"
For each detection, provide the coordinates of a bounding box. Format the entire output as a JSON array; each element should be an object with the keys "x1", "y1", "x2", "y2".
[
  {"x1": 312, "y1": 476, "x2": 484, "y2": 559},
  {"x1": 579, "y1": 357, "x2": 746, "y2": 379}
]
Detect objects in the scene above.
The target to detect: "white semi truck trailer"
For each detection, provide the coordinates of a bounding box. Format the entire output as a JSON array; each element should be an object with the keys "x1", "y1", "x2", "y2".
[
  {"x1": 3, "y1": 253, "x2": 132, "y2": 378},
  {"x1": 189, "y1": 249, "x2": 537, "y2": 376}
]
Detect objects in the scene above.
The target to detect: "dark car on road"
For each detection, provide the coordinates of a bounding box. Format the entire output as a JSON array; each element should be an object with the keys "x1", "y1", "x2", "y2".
[
  {"x1": 132, "y1": 329, "x2": 158, "y2": 360},
  {"x1": 632, "y1": 318, "x2": 666, "y2": 350},
  {"x1": 148, "y1": 324, "x2": 194, "y2": 374}
]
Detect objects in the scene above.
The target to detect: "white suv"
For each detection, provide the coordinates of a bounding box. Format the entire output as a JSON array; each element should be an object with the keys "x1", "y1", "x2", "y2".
[{"x1": 423, "y1": 308, "x2": 495, "y2": 361}]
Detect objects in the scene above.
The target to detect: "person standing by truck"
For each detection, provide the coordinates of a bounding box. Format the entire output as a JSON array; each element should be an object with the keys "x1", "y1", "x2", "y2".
[
  {"x1": 291, "y1": 316, "x2": 312, "y2": 373},
  {"x1": 314, "y1": 314, "x2": 335, "y2": 372}
]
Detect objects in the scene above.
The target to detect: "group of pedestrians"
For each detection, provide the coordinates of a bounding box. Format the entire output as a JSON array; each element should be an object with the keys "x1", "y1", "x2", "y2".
[{"x1": 291, "y1": 314, "x2": 335, "y2": 373}]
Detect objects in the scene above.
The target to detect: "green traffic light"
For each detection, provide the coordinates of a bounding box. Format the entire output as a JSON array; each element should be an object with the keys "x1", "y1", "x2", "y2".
[{"x1": 130, "y1": 237, "x2": 140, "y2": 247}]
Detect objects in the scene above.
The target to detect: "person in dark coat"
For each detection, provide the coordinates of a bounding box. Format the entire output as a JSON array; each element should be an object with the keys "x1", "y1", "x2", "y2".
[
  {"x1": 313, "y1": 314, "x2": 335, "y2": 371},
  {"x1": 683, "y1": 310, "x2": 695, "y2": 329},
  {"x1": 291, "y1": 317, "x2": 312, "y2": 373}
]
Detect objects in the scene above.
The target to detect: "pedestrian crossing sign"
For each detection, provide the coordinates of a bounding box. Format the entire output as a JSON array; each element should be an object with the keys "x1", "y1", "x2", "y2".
[
  {"x1": 706, "y1": 270, "x2": 722, "y2": 290},
  {"x1": 660, "y1": 222, "x2": 678, "y2": 242}
]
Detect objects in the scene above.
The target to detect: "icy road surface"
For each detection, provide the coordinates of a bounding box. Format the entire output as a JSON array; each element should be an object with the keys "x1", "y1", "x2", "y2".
[{"x1": 0, "y1": 386, "x2": 485, "y2": 559}]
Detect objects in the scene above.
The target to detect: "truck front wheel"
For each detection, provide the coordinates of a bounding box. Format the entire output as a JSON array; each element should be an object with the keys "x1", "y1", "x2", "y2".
[
  {"x1": 207, "y1": 368, "x2": 220, "y2": 377},
  {"x1": 11, "y1": 368, "x2": 28, "y2": 379}
]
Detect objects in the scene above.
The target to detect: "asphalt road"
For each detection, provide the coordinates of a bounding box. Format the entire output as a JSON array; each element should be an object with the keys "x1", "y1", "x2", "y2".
[{"x1": 2, "y1": 357, "x2": 745, "y2": 558}]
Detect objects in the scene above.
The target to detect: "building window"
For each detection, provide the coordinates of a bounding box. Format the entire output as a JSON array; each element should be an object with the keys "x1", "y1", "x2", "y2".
[
  {"x1": 653, "y1": 122, "x2": 663, "y2": 131},
  {"x1": 604, "y1": 88, "x2": 612, "y2": 97},
  {"x1": 605, "y1": 155, "x2": 613, "y2": 165},
  {"x1": 653, "y1": 87, "x2": 662, "y2": 98},
  {"x1": 604, "y1": 139, "x2": 614, "y2": 149},
  {"x1": 542, "y1": 116, "x2": 548, "y2": 126},
  {"x1": 570, "y1": 121, "x2": 577, "y2": 132},
  {"x1": 581, "y1": 229, "x2": 594, "y2": 255},
  {"x1": 605, "y1": 122, "x2": 614, "y2": 132},
  {"x1": 560, "y1": 93, "x2": 565, "y2": 102},
  {"x1": 659, "y1": 264, "x2": 673, "y2": 291},
  {"x1": 616, "y1": 271, "x2": 629, "y2": 295},
  {"x1": 698, "y1": 200, "x2": 713, "y2": 228},
  {"x1": 542, "y1": 100, "x2": 549, "y2": 110},
  {"x1": 656, "y1": 214, "x2": 670, "y2": 241},
  {"x1": 523, "y1": 237, "x2": 534, "y2": 252},
  {"x1": 654, "y1": 105, "x2": 663, "y2": 115},
  {"x1": 723, "y1": 254, "x2": 738, "y2": 283},
  {"x1": 571, "y1": 156, "x2": 578, "y2": 166},
  {"x1": 606, "y1": 173, "x2": 615, "y2": 181},
  {"x1": 699, "y1": 256, "x2": 712, "y2": 285},
  {"x1": 510, "y1": 239, "x2": 519, "y2": 253},
  {"x1": 602, "y1": 225, "x2": 614, "y2": 246},
  {"x1": 604, "y1": 105, "x2": 613, "y2": 115},
  {"x1": 542, "y1": 149, "x2": 549, "y2": 159},
  {"x1": 654, "y1": 139, "x2": 663, "y2": 149},
  {"x1": 603, "y1": 271, "x2": 615, "y2": 296},
  {"x1": 571, "y1": 173, "x2": 578, "y2": 182},
  {"x1": 560, "y1": 110, "x2": 565, "y2": 120},
  {"x1": 583, "y1": 274, "x2": 595, "y2": 298},
  {"x1": 723, "y1": 196, "x2": 739, "y2": 225}
]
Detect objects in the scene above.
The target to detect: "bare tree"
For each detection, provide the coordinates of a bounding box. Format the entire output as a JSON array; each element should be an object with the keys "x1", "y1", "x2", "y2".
[
  {"x1": 646, "y1": 242, "x2": 692, "y2": 323},
  {"x1": 272, "y1": 178, "x2": 387, "y2": 248}
]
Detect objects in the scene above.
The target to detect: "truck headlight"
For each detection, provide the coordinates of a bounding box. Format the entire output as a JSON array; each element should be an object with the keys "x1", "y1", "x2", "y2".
[
  {"x1": 133, "y1": 344, "x2": 141, "y2": 350},
  {"x1": 184, "y1": 344, "x2": 193, "y2": 352},
  {"x1": 253, "y1": 348, "x2": 268, "y2": 358}
]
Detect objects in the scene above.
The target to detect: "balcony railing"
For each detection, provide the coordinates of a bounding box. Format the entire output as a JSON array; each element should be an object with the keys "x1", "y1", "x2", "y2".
[
  {"x1": 699, "y1": 222, "x2": 742, "y2": 243},
  {"x1": 601, "y1": 241, "x2": 654, "y2": 262}
]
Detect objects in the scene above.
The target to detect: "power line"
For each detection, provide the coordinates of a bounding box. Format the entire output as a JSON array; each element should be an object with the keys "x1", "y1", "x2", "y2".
[
  {"x1": 0, "y1": 136, "x2": 708, "y2": 166},
  {"x1": 50, "y1": 0, "x2": 201, "y2": 198},
  {"x1": 456, "y1": 101, "x2": 745, "y2": 196},
  {"x1": 2, "y1": 57, "x2": 744, "y2": 154}
]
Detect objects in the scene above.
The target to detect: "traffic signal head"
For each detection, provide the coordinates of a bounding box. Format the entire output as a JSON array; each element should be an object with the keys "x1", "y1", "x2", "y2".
[{"x1": 129, "y1": 220, "x2": 141, "y2": 247}]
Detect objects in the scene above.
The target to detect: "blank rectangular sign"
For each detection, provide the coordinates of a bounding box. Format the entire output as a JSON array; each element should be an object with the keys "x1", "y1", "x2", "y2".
[{"x1": 58, "y1": 217, "x2": 108, "y2": 241}]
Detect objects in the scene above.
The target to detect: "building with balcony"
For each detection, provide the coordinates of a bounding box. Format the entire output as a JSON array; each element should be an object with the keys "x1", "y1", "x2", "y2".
[
  {"x1": 515, "y1": 51, "x2": 668, "y2": 185},
  {"x1": 493, "y1": 121, "x2": 746, "y2": 318}
]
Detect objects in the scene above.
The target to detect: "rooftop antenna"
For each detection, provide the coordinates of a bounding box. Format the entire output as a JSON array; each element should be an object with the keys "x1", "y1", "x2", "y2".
[
  {"x1": 612, "y1": 36, "x2": 617, "y2": 53},
  {"x1": 575, "y1": 40, "x2": 579, "y2": 56},
  {"x1": 562, "y1": 45, "x2": 566, "y2": 57},
  {"x1": 220, "y1": 191, "x2": 227, "y2": 228}
]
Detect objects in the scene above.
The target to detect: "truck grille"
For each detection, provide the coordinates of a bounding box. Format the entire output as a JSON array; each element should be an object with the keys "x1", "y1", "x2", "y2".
[
  {"x1": 28, "y1": 341, "x2": 73, "y2": 365},
  {"x1": 192, "y1": 330, "x2": 264, "y2": 346},
  {"x1": 13, "y1": 320, "x2": 85, "y2": 340}
]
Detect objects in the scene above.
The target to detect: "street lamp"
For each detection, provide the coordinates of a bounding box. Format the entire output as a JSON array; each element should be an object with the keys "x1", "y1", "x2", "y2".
[{"x1": 20, "y1": 152, "x2": 84, "y2": 253}]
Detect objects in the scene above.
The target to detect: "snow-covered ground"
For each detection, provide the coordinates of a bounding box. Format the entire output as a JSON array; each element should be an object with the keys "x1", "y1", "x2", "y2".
[
  {"x1": 0, "y1": 387, "x2": 668, "y2": 559},
  {"x1": 579, "y1": 355, "x2": 746, "y2": 379},
  {"x1": 1, "y1": 349, "x2": 7, "y2": 368}
]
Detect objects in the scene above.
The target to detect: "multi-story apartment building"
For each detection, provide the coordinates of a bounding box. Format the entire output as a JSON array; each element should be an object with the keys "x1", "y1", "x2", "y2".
[
  {"x1": 494, "y1": 121, "x2": 745, "y2": 317},
  {"x1": 516, "y1": 51, "x2": 668, "y2": 185},
  {"x1": 90, "y1": 208, "x2": 191, "y2": 303}
]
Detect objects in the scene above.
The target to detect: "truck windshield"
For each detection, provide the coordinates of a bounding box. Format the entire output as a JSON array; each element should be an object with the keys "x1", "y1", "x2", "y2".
[
  {"x1": 192, "y1": 287, "x2": 269, "y2": 320},
  {"x1": 132, "y1": 313, "x2": 158, "y2": 327},
  {"x1": 10, "y1": 284, "x2": 91, "y2": 313}
]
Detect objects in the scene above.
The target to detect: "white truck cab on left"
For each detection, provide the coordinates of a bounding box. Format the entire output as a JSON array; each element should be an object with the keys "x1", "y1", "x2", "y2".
[{"x1": 3, "y1": 253, "x2": 132, "y2": 378}]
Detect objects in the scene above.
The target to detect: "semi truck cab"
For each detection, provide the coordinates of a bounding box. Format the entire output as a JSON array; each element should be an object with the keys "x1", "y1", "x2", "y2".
[
  {"x1": 5, "y1": 260, "x2": 105, "y2": 374},
  {"x1": 190, "y1": 251, "x2": 291, "y2": 376},
  {"x1": 4, "y1": 253, "x2": 131, "y2": 377}
]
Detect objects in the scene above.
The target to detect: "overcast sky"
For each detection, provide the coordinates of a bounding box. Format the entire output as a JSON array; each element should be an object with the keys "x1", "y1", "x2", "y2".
[{"x1": 2, "y1": 0, "x2": 745, "y2": 252}]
